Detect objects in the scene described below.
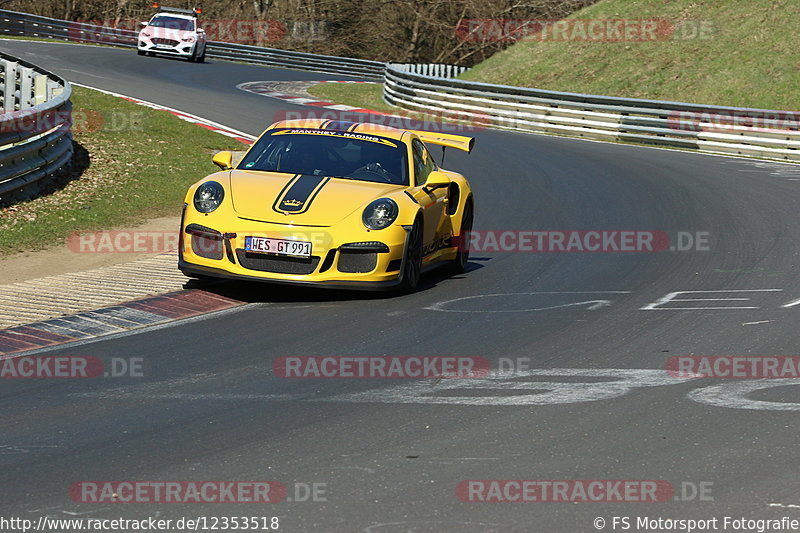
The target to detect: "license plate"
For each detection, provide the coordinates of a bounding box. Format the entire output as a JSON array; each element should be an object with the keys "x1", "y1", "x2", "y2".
[
  {"x1": 245, "y1": 236, "x2": 312, "y2": 258},
  {"x1": 155, "y1": 44, "x2": 172, "y2": 49}
]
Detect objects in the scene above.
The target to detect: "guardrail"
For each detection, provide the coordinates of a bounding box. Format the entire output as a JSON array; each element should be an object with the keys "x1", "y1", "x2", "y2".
[
  {"x1": 0, "y1": 9, "x2": 386, "y2": 80},
  {"x1": 400, "y1": 63, "x2": 469, "y2": 78},
  {"x1": 0, "y1": 50, "x2": 73, "y2": 203},
  {"x1": 385, "y1": 64, "x2": 800, "y2": 162}
]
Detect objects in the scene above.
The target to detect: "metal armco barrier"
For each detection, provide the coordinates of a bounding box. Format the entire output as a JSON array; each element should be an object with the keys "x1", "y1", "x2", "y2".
[
  {"x1": 0, "y1": 9, "x2": 386, "y2": 80},
  {"x1": 384, "y1": 64, "x2": 800, "y2": 162},
  {"x1": 400, "y1": 63, "x2": 469, "y2": 78},
  {"x1": 0, "y1": 50, "x2": 73, "y2": 202}
]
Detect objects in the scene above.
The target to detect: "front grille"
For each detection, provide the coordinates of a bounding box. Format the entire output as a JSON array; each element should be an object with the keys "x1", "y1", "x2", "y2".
[
  {"x1": 236, "y1": 249, "x2": 319, "y2": 275},
  {"x1": 337, "y1": 251, "x2": 377, "y2": 273},
  {"x1": 152, "y1": 38, "x2": 179, "y2": 46},
  {"x1": 192, "y1": 235, "x2": 223, "y2": 260}
]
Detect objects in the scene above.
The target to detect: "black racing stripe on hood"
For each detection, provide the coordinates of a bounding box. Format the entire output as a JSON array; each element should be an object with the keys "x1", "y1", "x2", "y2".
[{"x1": 272, "y1": 174, "x2": 330, "y2": 215}]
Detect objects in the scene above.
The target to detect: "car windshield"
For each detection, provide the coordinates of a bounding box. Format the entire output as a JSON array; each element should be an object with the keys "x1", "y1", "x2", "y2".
[
  {"x1": 237, "y1": 129, "x2": 409, "y2": 186},
  {"x1": 148, "y1": 16, "x2": 194, "y2": 31}
]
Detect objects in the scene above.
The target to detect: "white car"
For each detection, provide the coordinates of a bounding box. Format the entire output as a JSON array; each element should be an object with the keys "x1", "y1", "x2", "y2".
[{"x1": 137, "y1": 7, "x2": 206, "y2": 62}]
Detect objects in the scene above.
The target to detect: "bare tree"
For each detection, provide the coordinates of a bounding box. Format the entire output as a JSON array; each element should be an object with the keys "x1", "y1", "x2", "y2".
[{"x1": 4, "y1": 0, "x2": 599, "y2": 64}]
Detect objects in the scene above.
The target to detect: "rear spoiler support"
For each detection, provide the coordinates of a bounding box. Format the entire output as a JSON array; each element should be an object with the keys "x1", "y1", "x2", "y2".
[{"x1": 409, "y1": 130, "x2": 475, "y2": 154}]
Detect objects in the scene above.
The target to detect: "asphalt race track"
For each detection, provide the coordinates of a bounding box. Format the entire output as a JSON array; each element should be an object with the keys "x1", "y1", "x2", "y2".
[{"x1": 1, "y1": 41, "x2": 799, "y2": 532}]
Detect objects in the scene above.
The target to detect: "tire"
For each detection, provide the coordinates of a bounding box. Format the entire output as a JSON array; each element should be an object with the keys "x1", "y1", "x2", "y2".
[
  {"x1": 449, "y1": 200, "x2": 473, "y2": 274},
  {"x1": 398, "y1": 218, "x2": 423, "y2": 292},
  {"x1": 137, "y1": 49, "x2": 145, "y2": 56},
  {"x1": 147, "y1": 51, "x2": 155, "y2": 57}
]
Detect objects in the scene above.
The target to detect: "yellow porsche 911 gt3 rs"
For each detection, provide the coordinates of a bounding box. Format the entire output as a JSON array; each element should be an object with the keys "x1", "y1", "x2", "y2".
[{"x1": 178, "y1": 118, "x2": 475, "y2": 291}]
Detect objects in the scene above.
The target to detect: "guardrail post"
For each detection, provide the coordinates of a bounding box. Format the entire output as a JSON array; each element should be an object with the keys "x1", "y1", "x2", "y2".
[
  {"x1": 19, "y1": 65, "x2": 33, "y2": 109},
  {"x1": 46, "y1": 78, "x2": 61, "y2": 99},
  {"x1": 33, "y1": 73, "x2": 47, "y2": 105},
  {"x1": 3, "y1": 61, "x2": 16, "y2": 112}
]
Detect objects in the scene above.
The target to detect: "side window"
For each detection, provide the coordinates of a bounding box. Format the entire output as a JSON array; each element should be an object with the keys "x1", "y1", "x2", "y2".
[{"x1": 412, "y1": 139, "x2": 436, "y2": 186}]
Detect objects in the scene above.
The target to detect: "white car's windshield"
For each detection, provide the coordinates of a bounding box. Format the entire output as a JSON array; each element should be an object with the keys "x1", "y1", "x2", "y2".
[{"x1": 148, "y1": 16, "x2": 194, "y2": 31}]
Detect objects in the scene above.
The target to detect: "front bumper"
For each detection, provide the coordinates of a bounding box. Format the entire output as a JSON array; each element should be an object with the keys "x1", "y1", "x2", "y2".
[
  {"x1": 138, "y1": 39, "x2": 196, "y2": 56},
  {"x1": 178, "y1": 218, "x2": 410, "y2": 291}
]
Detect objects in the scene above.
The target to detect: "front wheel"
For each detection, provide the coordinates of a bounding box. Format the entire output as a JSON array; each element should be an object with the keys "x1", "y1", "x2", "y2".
[
  {"x1": 137, "y1": 49, "x2": 145, "y2": 56},
  {"x1": 398, "y1": 219, "x2": 423, "y2": 292}
]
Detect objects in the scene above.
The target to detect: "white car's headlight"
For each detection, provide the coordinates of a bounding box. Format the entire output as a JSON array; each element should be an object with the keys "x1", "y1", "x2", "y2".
[
  {"x1": 182, "y1": 35, "x2": 196, "y2": 42},
  {"x1": 362, "y1": 198, "x2": 398, "y2": 230},
  {"x1": 193, "y1": 181, "x2": 224, "y2": 213}
]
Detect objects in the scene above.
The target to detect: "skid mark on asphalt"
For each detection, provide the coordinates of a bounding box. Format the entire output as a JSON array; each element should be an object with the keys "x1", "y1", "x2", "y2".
[
  {"x1": 0, "y1": 445, "x2": 61, "y2": 454},
  {"x1": 733, "y1": 160, "x2": 800, "y2": 180},
  {"x1": 67, "y1": 368, "x2": 800, "y2": 411},
  {"x1": 425, "y1": 291, "x2": 631, "y2": 313}
]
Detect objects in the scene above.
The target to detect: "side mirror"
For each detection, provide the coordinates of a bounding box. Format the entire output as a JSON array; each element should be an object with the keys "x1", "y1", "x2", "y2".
[
  {"x1": 197, "y1": 28, "x2": 205, "y2": 33},
  {"x1": 139, "y1": 21, "x2": 147, "y2": 27},
  {"x1": 212, "y1": 151, "x2": 233, "y2": 170},
  {"x1": 424, "y1": 170, "x2": 451, "y2": 189}
]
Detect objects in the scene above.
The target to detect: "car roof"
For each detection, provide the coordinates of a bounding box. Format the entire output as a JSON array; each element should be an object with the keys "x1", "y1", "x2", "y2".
[
  {"x1": 268, "y1": 119, "x2": 408, "y2": 142},
  {"x1": 151, "y1": 13, "x2": 195, "y2": 21}
]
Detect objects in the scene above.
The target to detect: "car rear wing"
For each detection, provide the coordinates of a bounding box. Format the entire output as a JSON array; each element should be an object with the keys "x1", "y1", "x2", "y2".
[{"x1": 409, "y1": 131, "x2": 475, "y2": 153}]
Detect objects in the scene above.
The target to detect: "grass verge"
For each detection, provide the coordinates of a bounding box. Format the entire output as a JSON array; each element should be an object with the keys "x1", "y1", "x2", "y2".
[
  {"x1": 460, "y1": 0, "x2": 799, "y2": 110},
  {"x1": 0, "y1": 85, "x2": 244, "y2": 255}
]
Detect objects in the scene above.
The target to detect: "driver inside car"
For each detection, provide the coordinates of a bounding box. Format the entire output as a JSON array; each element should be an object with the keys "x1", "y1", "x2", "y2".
[
  {"x1": 279, "y1": 141, "x2": 324, "y2": 176},
  {"x1": 352, "y1": 144, "x2": 399, "y2": 183}
]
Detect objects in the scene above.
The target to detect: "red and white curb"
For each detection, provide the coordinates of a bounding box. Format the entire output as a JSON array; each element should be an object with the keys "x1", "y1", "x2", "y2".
[{"x1": 0, "y1": 290, "x2": 245, "y2": 356}]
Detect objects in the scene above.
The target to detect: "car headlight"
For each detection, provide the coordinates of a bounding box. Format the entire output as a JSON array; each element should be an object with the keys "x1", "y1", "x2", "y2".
[
  {"x1": 193, "y1": 181, "x2": 224, "y2": 213},
  {"x1": 362, "y1": 198, "x2": 398, "y2": 230},
  {"x1": 182, "y1": 35, "x2": 195, "y2": 42}
]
